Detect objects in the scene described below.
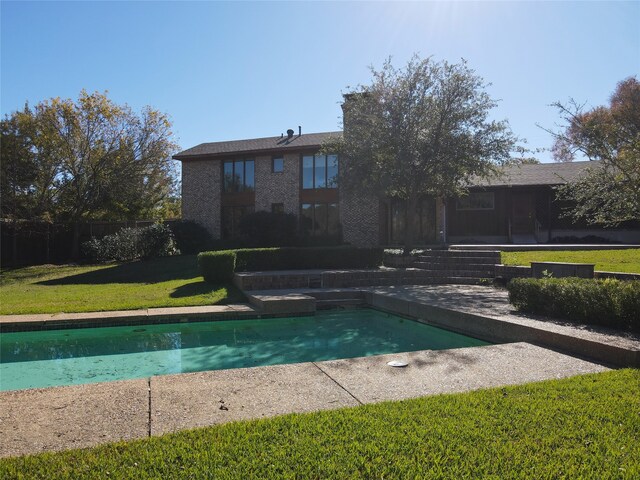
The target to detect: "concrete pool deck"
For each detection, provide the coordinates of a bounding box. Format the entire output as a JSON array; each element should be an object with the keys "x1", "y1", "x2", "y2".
[{"x1": 1, "y1": 284, "x2": 638, "y2": 458}]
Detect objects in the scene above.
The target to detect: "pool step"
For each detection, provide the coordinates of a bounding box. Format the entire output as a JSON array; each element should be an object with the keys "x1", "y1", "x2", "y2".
[
  {"x1": 410, "y1": 250, "x2": 499, "y2": 281},
  {"x1": 316, "y1": 298, "x2": 367, "y2": 309}
]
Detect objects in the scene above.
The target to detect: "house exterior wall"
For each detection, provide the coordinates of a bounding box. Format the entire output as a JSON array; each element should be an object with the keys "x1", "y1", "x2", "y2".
[
  {"x1": 254, "y1": 153, "x2": 300, "y2": 215},
  {"x1": 339, "y1": 190, "x2": 380, "y2": 247},
  {"x1": 181, "y1": 159, "x2": 221, "y2": 238}
]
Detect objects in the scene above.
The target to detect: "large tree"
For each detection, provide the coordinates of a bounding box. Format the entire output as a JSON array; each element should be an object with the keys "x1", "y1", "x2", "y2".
[
  {"x1": 1, "y1": 90, "x2": 179, "y2": 256},
  {"x1": 550, "y1": 77, "x2": 640, "y2": 226},
  {"x1": 325, "y1": 55, "x2": 519, "y2": 251}
]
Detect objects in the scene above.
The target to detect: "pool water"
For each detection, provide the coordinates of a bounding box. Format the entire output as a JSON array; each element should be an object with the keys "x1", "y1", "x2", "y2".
[{"x1": 0, "y1": 308, "x2": 490, "y2": 391}]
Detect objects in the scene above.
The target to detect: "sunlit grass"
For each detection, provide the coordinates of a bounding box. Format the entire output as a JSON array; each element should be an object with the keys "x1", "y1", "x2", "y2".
[
  {"x1": 1, "y1": 370, "x2": 638, "y2": 479},
  {"x1": 0, "y1": 256, "x2": 243, "y2": 315},
  {"x1": 501, "y1": 249, "x2": 640, "y2": 273}
]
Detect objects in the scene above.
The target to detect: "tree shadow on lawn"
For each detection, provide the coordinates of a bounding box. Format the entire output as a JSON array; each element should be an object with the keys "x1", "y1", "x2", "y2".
[{"x1": 38, "y1": 255, "x2": 200, "y2": 286}]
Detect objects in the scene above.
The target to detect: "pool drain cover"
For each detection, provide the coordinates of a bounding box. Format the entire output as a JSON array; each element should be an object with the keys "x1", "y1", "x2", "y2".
[{"x1": 387, "y1": 360, "x2": 408, "y2": 368}]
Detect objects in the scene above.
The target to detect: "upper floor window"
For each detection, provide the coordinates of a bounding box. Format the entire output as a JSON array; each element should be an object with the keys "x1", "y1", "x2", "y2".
[
  {"x1": 272, "y1": 157, "x2": 284, "y2": 173},
  {"x1": 302, "y1": 154, "x2": 338, "y2": 189},
  {"x1": 456, "y1": 192, "x2": 494, "y2": 211},
  {"x1": 223, "y1": 159, "x2": 255, "y2": 193}
]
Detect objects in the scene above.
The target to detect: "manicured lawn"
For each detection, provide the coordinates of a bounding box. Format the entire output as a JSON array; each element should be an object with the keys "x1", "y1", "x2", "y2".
[
  {"x1": 1, "y1": 369, "x2": 638, "y2": 479},
  {"x1": 0, "y1": 256, "x2": 243, "y2": 315},
  {"x1": 501, "y1": 248, "x2": 640, "y2": 273}
]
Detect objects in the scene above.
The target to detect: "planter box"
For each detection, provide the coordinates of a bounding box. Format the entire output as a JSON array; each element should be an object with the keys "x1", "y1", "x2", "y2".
[{"x1": 531, "y1": 262, "x2": 595, "y2": 279}]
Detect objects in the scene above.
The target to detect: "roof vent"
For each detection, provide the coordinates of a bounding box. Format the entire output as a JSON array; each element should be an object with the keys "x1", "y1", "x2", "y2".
[
  {"x1": 298, "y1": 125, "x2": 301, "y2": 136},
  {"x1": 287, "y1": 129, "x2": 294, "y2": 139}
]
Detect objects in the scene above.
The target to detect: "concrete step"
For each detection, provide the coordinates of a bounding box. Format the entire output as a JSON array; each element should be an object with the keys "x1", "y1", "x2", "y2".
[
  {"x1": 316, "y1": 298, "x2": 367, "y2": 308},
  {"x1": 304, "y1": 290, "x2": 366, "y2": 301},
  {"x1": 413, "y1": 269, "x2": 494, "y2": 278},
  {"x1": 414, "y1": 257, "x2": 498, "y2": 265},
  {"x1": 413, "y1": 276, "x2": 488, "y2": 285},
  {"x1": 412, "y1": 262, "x2": 497, "y2": 271},
  {"x1": 418, "y1": 250, "x2": 500, "y2": 258}
]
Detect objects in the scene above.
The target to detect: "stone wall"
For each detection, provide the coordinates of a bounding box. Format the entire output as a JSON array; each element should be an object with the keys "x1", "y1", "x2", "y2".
[
  {"x1": 254, "y1": 153, "x2": 300, "y2": 214},
  {"x1": 181, "y1": 159, "x2": 221, "y2": 238},
  {"x1": 340, "y1": 190, "x2": 380, "y2": 247}
]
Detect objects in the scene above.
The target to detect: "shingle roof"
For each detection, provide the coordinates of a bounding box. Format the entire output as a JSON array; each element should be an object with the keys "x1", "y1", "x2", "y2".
[
  {"x1": 174, "y1": 131, "x2": 342, "y2": 160},
  {"x1": 472, "y1": 160, "x2": 600, "y2": 187}
]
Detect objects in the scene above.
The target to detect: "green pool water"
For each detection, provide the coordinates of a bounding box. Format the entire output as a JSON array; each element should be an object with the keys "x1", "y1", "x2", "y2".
[{"x1": 0, "y1": 308, "x2": 490, "y2": 391}]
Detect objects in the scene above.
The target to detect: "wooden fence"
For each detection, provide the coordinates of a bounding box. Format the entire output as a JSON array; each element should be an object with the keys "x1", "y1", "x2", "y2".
[{"x1": 0, "y1": 219, "x2": 174, "y2": 267}]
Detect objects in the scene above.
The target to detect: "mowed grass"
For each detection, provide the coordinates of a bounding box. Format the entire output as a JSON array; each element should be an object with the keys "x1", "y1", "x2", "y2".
[
  {"x1": 0, "y1": 256, "x2": 243, "y2": 315},
  {"x1": 501, "y1": 248, "x2": 640, "y2": 273},
  {"x1": 1, "y1": 369, "x2": 638, "y2": 479}
]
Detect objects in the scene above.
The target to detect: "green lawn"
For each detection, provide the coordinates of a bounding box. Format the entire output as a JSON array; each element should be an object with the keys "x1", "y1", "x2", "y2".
[
  {"x1": 1, "y1": 369, "x2": 638, "y2": 479},
  {"x1": 501, "y1": 248, "x2": 640, "y2": 273},
  {"x1": 0, "y1": 256, "x2": 243, "y2": 315}
]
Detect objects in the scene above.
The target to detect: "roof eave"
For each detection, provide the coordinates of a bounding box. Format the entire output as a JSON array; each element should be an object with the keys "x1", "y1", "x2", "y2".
[{"x1": 173, "y1": 144, "x2": 326, "y2": 161}]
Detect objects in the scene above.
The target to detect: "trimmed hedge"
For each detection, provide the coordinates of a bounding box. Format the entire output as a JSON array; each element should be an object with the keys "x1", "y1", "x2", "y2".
[
  {"x1": 507, "y1": 277, "x2": 640, "y2": 331},
  {"x1": 197, "y1": 251, "x2": 236, "y2": 283},
  {"x1": 198, "y1": 246, "x2": 383, "y2": 282},
  {"x1": 238, "y1": 211, "x2": 298, "y2": 247},
  {"x1": 233, "y1": 246, "x2": 384, "y2": 272}
]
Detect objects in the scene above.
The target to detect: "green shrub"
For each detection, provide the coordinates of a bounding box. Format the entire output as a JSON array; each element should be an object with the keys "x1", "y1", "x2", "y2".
[
  {"x1": 198, "y1": 251, "x2": 236, "y2": 283},
  {"x1": 170, "y1": 220, "x2": 215, "y2": 254},
  {"x1": 82, "y1": 224, "x2": 177, "y2": 263},
  {"x1": 137, "y1": 224, "x2": 178, "y2": 259},
  {"x1": 237, "y1": 211, "x2": 298, "y2": 247},
  {"x1": 233, "y1": 246, "x2": 384, "y2": 272},
  {"x1": 197, "y1": 246, "x2": 383, "y2": 278},
  {"x1": 507, "y1": 277, "x2": 640, "y2": 331}
]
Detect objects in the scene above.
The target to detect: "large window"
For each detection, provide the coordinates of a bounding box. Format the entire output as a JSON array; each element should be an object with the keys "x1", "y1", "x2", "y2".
[
  {"x1": 300, "y1": 203, "x2": 340, "y2": 236},
  {"x1": 223, "y1": 159, "x2": 255, "y2": 193},
  {"x1": 456, "y1": 192, "x2": 495, "y2": 211},
  {"x1": 222, "y1": 205, "x2": 254, "y2": 239},
  {"x1": 302, "y1": 154, "x2": 338, "y2": 189}
]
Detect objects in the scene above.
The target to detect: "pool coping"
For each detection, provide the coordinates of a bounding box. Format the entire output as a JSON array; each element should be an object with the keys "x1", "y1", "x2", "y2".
[{"x1": 2, "y1": 285, "x2": 638, "y2": 367}]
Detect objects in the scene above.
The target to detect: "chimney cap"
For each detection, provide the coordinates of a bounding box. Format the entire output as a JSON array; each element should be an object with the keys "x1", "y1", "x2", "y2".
[{"x1": 286, "y1": 128, "x2": 294, "y2": 138}]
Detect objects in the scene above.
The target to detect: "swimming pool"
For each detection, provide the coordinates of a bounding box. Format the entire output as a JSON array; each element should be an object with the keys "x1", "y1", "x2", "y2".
[{"x1": 0, "y1": 308, "x2": 490, "y2": 391}]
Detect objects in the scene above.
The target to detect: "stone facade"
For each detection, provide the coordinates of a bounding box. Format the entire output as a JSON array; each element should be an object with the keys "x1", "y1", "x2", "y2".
[
  {"x1": 339, "y1": 190, "x2": 380, "y2": 247},
  {"x1": 181, "y1": 159, "x2": 221, "y2": 238},
  {"x1": 254, "y1": 154, "x2": 300, "y2": 215}
]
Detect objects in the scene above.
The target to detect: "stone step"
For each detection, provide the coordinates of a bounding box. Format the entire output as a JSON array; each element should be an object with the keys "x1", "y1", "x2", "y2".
[
  {"x1": 412, "y1": 262, "x2": 497, "y2": 272},
  {"x1": 414, "y1": 256, "x2": 498, "y2": 265},
  {"x1": 305, "y1": 290, "x2": 366, "y2": 301},
  {"x1": 316, "y1": 298, "x2": 367, "y2": 308},
  {"x1": 412, "y1": 269, "x2": 494, "y2": 278},
  {"x1": 418, "y1": 250, "x2": 500, "y2": 258}
]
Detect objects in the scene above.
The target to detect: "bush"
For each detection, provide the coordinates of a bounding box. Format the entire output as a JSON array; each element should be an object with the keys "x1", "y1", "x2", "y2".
[
  {"x1": 82, "y1": 224, "x2": 177, "y2": 263},
  {"x1": 238, "y1": 211, "x2": 298, "y2": 247},
  {"x1": 196, "y1": 246, "x2": 383, "y2": 281},
  {"x1": 137, "y1": 224, "x2": 178, "y2": 259},
  {"x1": 232, "y1": 246, "x2": 383, "y2": 272},
  {"x1": 198, "y1": 251, "x2": 236, "y2": 283},
  {"x1": 507, "y1": 277, "x2": 640, "y2": 331},
  {"x1": 170, "y1": 220, "x2": 215, "y2": 254}
]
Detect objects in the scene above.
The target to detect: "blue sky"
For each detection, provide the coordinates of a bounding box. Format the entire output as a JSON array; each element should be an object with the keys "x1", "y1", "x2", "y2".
[{"x1": 2, "y1": 1, "x2": 638, "y2": 163}]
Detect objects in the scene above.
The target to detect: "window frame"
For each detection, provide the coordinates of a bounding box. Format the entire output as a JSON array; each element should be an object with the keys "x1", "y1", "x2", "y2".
[
  {"x1": 299, "y1": 202, "x2": 340, "y2": 236},
  {"x1": 301, "y1": 154, "x2": 338, "y2": 190},
  {"x1": 272, "y1": 156, "x2": 284, "y2": 174},
  {"x1": 222, "y1": 158, "x2": 255, "y2": 193}
]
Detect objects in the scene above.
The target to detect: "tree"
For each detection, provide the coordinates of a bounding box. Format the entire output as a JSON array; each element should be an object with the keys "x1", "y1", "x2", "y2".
[
  {"x1": 325, "y1": 55, "x2": 519, "y2": 252},
  {"x1": 2, "y1": 90, "x2": 179, "y2": 257},
  {"x1": 549, "y1": 77, "x2": 640, "y2": 226}
]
